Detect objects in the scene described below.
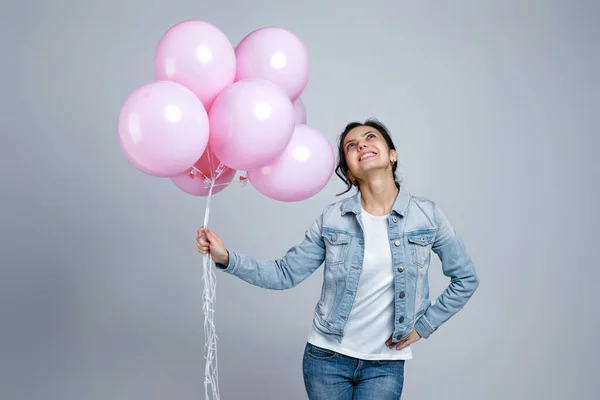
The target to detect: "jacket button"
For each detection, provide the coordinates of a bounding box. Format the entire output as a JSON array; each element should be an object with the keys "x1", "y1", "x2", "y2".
[
  {"x1": 392, "y1": 217, "x2": 398, "y2": 223},
  {"x1": 399, "y1": 316, "x2": 404, "y2": 323},
  {"x1": 331, "y1": 234, "x2": 337, "y2": 241},
  {"x1": 359, "y1": 240, "x2": 364, "y2": 246},
  {"x1": 397, "y1": 267, "x2": 404, "y2": 273},
  {"x1": 394, "y1": 240, "x2": 400, "y2": 246},
  {"x1": 399, "y1": 292, "x2": 405, "y2": 298}
]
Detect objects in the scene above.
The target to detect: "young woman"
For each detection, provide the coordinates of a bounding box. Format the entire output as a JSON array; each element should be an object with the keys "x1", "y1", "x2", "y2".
[{"x1": 196, "y1": 119, "x2": 479, "y2": 399}]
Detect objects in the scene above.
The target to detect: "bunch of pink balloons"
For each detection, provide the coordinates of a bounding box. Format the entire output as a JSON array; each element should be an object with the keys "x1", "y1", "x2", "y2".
[{"x1": 117, "y1": 20, "x2": 334, "y2": 202}]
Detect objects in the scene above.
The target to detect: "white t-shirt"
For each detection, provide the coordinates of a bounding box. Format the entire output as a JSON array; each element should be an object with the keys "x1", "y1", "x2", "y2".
[{"x1": 307, "y1": 207, "x2": 412, "y2": 360}]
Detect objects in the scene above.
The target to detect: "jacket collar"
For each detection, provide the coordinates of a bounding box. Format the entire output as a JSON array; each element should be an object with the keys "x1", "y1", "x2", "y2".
[{"x1": 341, "y1": 184, "x2": 410, "y2": 217}]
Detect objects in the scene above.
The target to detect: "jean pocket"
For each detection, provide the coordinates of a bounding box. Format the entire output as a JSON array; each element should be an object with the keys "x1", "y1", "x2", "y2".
[{"x1": 307, "y1": 344, "x2": 338, "y2": 360}]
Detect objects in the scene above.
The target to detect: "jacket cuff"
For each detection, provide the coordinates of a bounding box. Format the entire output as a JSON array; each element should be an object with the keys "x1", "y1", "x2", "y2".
[{"x1": 414, "y1": 316, "x2": 435, "y2": 339}]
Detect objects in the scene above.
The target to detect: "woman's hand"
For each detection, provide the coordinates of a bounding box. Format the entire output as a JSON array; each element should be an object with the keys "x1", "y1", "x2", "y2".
[
  {"x1": 386, "y1": 329, "x2": 421, "y2": 350},
  {"x1": 197, "y1": 227, "x2": 229, "y2": 266}
]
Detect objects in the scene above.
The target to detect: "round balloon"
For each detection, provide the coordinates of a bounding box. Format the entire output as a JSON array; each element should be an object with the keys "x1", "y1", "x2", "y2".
[
  {"x1": 117, "y1": 81, "x2": 209, "y2": 177},
  {"x1": 293, "y1": 97, "x2": 306, "y2": 124},
  {"x1": 154, "y1": 20, "x2": 236, "y2": 110},
  {"x1": 235, "y1": 26, "x2": 309, "y2": 101},
  {"x1": 172, "y1": 146, "x2": 236, "y2": 196},
  {"x1": 248, "y1": 124, "x2": 334, "y2": 202},
  {"x1": 208, "y1": 79, "x2": 295, "y2": 171}
]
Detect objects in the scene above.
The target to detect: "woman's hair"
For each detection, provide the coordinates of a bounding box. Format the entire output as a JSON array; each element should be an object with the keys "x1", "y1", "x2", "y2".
[{"x1": 334, "y1": 118, "x2": 402, "y2": 196}]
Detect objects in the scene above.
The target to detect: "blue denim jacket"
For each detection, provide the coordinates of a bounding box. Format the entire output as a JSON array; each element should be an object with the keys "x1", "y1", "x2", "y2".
[{"x1": 216, "y1": 186, "x2": 479, "y2": 343}]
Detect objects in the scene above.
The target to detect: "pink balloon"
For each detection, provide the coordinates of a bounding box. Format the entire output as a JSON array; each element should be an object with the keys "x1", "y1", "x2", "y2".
[
  {"x1": 247, "y1": 124, "x2": 335, "y2": 202},
  {"x1": 117, "y1": 134, "x2": 174, "y2": 177},
  {"x1": 235, "y1": 27, "x2": 309, "y2": 101},
  {"x1": 293, "y1": 97, "x2": 306, "y2": 124},
  {"x1": 171, "y1": 146, "x2": 236, "y2": 196},
  {"x1": 117, "y1": 81, "x2": 209, "y2": 177},
  {"x1": 154, "y1": 20, "x2": 236, "y2": 110},
  {"x1": 208, "y1": 79, "x2": 295, "y2": 171}
]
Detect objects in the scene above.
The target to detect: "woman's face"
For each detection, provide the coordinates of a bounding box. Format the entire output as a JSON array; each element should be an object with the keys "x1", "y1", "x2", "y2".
[{"x1": 343, "y1": 125, "x2": 396, "y2": 182}]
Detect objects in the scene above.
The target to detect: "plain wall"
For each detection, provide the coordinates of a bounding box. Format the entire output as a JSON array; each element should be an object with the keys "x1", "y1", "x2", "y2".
[{"x1": 1, "y1": 0, "x2": 598, "y2": 399}]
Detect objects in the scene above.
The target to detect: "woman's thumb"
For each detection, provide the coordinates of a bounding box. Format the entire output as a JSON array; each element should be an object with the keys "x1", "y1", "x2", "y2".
[{"x1": 205, "y1": 228, "x2": 218, "y2": 243}]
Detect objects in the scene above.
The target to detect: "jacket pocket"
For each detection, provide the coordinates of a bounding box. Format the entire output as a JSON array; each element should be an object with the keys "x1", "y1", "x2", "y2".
[
  {"x1": 407, "y1": 231, "x2": 435, "y2": 268},
  {"x1": 322, "y1": 232, "x2": 351, "y2": 266}
]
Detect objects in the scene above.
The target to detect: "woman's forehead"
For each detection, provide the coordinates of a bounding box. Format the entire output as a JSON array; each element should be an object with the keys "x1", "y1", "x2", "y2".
[{"x1": 344, "y1": 126, "x2": 378, "y2": 143}]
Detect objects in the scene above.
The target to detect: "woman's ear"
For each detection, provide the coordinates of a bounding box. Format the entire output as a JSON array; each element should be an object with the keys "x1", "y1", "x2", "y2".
[{"x1": 347, "y1": 172, "x2": 356, "y2": 185}]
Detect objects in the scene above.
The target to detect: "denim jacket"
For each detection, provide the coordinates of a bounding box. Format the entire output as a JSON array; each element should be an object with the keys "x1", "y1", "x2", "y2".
[{"x1": 216, "y1": 185, "x2": 479, "y2": 343}]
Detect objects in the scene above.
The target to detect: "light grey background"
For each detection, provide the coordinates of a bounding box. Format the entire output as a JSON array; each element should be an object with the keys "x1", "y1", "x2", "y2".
[{"x1": 1, "y1": 0, "x2": 598, "y2": 399}]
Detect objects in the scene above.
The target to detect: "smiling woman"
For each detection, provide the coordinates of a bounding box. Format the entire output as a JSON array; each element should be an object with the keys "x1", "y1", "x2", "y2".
[
  {"x1": 196, "y1": 118, "x2": 479, "y2": 399},
  {"x1": 335, "y1": 119, "x2": 401, "y2": 196}
]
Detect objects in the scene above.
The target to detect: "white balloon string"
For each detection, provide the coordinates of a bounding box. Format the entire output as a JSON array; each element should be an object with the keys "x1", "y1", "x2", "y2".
[{"x1": 200, "y1": 161, "x2": 226, "y2": 400}]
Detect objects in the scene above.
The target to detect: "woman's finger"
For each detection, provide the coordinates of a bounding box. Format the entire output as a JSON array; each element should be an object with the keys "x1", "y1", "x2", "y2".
[
  {"x1": 197, "y1": 242, "x2": 209, "y2": 252},
  {"x1": 396, "y1": 340, "x2": 411, "y2": 350},
  {"x1": 197, "y1": 235, "x2": 209, "y2": 245}
]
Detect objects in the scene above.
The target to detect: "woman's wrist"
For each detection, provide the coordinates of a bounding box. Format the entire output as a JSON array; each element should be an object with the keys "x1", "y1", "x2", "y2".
[{"x1": 215, "y1": 250, "x2": 229, "y2": 266}]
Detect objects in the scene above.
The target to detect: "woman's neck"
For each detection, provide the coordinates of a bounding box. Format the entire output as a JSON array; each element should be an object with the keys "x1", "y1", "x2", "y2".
[{"x1": 359, "y1": 176, "x2": 399, "y2": 216}]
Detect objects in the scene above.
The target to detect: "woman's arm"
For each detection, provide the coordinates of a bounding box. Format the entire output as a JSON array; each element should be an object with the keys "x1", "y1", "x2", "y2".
[
  {"x1": 198, "y1": 212, "x2": 326, "y2": 290},
  {"x1": 413, "y1": 204, "x2": 480, "y2": 339}
]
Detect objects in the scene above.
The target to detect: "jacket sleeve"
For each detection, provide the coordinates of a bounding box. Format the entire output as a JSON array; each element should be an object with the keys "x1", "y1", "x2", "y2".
[
  {"x1": 414, "y1": 203, "x2": 479, "y2": 339},
  {"x1": 214, "y1": 210, "x2": 326, "y2": 290}
]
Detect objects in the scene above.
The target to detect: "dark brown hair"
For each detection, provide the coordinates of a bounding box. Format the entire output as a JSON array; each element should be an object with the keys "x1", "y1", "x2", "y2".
[{"x1": 334, "y1": 118, "x2": 402, "y2": 196}]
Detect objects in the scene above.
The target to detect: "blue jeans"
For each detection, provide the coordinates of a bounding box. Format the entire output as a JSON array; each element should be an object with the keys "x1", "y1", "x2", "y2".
[{"x1": 302, "y1": 343, "x2": 405, "y2": 399}]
